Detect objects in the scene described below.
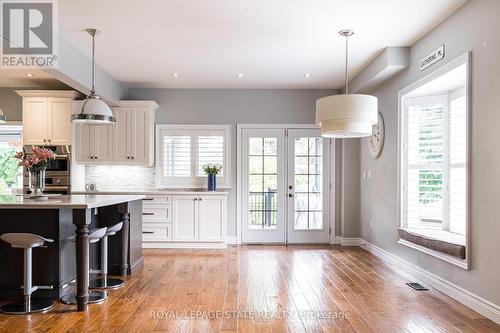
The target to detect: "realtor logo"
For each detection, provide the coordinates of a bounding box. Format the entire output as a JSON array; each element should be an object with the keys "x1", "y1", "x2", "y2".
[{"x1": 1, "y1": 0, "x2": 58, "y2": 68}]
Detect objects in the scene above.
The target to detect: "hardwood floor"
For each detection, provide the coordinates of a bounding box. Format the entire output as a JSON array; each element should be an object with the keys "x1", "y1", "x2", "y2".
[{"x1": 0, "y1": 246, "x2": 498, "y2": 332}]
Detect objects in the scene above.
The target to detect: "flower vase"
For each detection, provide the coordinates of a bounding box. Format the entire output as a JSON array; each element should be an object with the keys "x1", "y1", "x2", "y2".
[
  {"x1": 29, "y1": 168, "x2": 46, "y2": 196},
  {"x1": 207, "y1": 174, "x2": 216, "y2": 191}
]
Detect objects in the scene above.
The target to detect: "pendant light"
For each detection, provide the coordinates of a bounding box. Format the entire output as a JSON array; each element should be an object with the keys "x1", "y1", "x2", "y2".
[
  {"x1": 316, "y1": 30, "x2": 377, "y2": 138},
  {"x1": 0, "y1": 108, "x2": 5, "y2": 123},
  {"x1": 72, "y1": 29, "x2": 115, "y2": 124}
]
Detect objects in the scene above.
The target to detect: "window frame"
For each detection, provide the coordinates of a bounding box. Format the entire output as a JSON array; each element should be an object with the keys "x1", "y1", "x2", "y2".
[
  {"x1": 397, "y1": 52, "x2": 471, "y2": 269},
  {"x1": 155, "y1": 124, "x2": 231, "y2": 188}
]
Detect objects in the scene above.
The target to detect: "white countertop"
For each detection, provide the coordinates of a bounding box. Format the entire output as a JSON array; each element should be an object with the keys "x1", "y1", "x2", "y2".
[
  {"x1": 0, "y1": 194, "x2": 145, "y2": 209},
  {"x1": 72, "y1": 189, "x2": 230, "y2": 196}
]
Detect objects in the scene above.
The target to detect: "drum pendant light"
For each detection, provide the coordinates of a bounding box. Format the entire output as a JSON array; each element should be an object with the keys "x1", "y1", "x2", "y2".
[
  {"x1": 72, "y1": 29, "x2": 116, "y2": 124},
  {"x1": 316, "y1": 30, "x2": 377, "y2": 138}
]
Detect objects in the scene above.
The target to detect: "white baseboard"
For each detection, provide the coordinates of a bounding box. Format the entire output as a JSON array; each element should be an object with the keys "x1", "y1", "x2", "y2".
[
  {"x1": 226, "y1": 236, "x2": 238, "y2": 245},
  {"x1": 143, "y1": 242, "x2": 227, "y2": 249},
  {"x1": 333, "y1": 236, "x2": 363, "y2": 246},
  {"x1": 359, "y1": 240, "x2": 500, "y2": 325}
]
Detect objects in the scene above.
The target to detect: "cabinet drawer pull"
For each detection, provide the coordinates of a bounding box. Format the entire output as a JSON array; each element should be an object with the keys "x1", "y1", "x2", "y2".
[
  {"x1": 142, "y1": 198, "x2": 154, "y2": 201},
  {"x1": 143, "y1": 212, "x2": 155, "y2": 216},
  {"x1": 142, "y1": 231, "x2": 154, "y2": 234}
]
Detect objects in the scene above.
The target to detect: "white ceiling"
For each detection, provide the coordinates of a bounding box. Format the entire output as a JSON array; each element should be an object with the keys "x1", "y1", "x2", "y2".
[
  {"x1": 59, "y1": 0, "x2": 467, "y2": 89},
  {"x1": 0, "y1": 69, "x2": 68, "y2": 88}
]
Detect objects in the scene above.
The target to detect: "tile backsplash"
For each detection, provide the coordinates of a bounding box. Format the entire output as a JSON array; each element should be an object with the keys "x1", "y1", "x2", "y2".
[{"x1": 85, "y1": 165, "x2": 156, "y2": 191}]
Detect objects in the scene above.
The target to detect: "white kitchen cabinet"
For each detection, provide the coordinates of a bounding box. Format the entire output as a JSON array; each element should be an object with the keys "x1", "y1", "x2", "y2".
[
  {"x1": 17, "y1": 91, "x2": 78, "y2": 146},
  {"x1": 142, "y1": 192, "x2": 227, "y2": 248},
  {"x1": 74, "y1": 100, "x2": 157, "y2": 165},
  {"x1": 74, "y1": 123, "x2": 114, "y2": 162},
  {"x1": 198, "y1": 196, "x2": 225, "y2": 242},
  {"x1": 172, "y1": 195, "x2": 198, "y2": 241}
]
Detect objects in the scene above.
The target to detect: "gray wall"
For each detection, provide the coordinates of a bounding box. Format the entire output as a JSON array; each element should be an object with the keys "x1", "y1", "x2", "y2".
[
  {"x1": 358, "y1": 0, "x2": 500, "y2": 305},
  {"x1": 0, "y1": 88, "x2": 22, "y2": 121},
  {"x1": 125, "y1": 89, "x2": 337, "y2": 237}
]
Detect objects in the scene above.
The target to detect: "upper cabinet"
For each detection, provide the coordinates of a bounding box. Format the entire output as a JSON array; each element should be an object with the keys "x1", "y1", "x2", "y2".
[
  {"x1": 74, "y1": 100, "x2": 158, "y2": 166},
  {"x1": 17, "y1": 90, "x2": 79, "y2": 146}
]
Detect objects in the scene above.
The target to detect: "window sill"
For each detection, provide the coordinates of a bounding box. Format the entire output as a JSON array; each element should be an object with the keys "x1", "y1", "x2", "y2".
[{"x1": 398, "y1": 228, "x2": 469, "y2": 270}]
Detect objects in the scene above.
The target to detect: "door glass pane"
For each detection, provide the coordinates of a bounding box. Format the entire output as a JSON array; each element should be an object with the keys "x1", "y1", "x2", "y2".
[
  {"x1": 294, "y1": 137, "x2": 323, "y2": 230},
  {"x1": 248, "y1": 137, "x2": 278, "y2": 230}
]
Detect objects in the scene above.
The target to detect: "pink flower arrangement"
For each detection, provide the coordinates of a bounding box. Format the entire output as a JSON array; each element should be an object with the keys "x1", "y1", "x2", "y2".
[{"x1": 14, "y1": 146, "x2": 56, "y2": 171}]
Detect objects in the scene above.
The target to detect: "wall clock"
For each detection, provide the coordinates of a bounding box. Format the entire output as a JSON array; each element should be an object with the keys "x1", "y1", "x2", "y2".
[{"x1": 368, "y1": 112, "x2": 385, "y2": 159}]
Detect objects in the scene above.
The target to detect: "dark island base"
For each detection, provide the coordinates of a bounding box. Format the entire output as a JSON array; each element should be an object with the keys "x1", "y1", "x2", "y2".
[{"x1": 0, "y1": 200, "x2": 143, "y2": 301}]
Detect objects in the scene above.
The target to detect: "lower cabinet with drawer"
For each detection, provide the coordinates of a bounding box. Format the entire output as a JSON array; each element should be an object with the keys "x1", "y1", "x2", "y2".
[{"x1": 142, "y1": 192, "x2": 227, "y2": 249}]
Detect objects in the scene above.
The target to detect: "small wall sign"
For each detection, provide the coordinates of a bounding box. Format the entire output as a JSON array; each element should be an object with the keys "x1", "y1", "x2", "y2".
[{"x1": 420, "y1": 45, "x2": 445, "y2": 71}]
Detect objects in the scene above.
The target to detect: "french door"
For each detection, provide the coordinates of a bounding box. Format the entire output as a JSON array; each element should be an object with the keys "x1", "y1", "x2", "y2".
[{"x1": 240, "y1": 127, "x2": 331, "y2": 244}]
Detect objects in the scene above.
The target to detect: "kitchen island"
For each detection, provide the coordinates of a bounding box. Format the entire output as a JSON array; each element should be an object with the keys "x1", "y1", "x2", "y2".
[{"x1": 0, "y1": 194, "x2": 144, "y2": 311}]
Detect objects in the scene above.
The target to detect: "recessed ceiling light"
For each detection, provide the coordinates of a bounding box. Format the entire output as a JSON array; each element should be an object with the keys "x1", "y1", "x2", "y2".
[
  {"x1": 26, "y1": 73, "x2": 33, "y2": 78},
  {"x1": 171, "y1": 73, "x2": 179, "y2": 77},
  {"x1": 237, "y1": 73, "x2": 244, "y2": 78},
  {"x1": 304, "y1": 73, "x2": 311, "y2": 78}
]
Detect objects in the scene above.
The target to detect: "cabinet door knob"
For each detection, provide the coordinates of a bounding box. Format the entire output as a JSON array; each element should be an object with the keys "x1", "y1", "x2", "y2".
[
  {"x1": 199, "y1": 198, "x2": 202, "y2": 201},
  {"x1": 288, "y1": 193, "x2": 294, "y2": 197},
  {"x1": 194, "y1": 198, "x2": 198, "y2": 201},
  {"x1": 127, "y1": 156, "x2": 130, "y2": 159},
  {"x1": 95, "y1": 156, "x2": 98, "y2": 160},
  {"x1": 90, "y1": 156, "x2": 93, "y2": 160},
  {"x1": 131, "y1": 156, "x2": 134, "y2": 159}
]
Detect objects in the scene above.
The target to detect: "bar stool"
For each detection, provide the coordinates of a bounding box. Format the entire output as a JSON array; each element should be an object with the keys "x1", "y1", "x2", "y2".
[
  {"x1": 0, "y1": 233, "x2": 54, "y2": 314},
  {"x1": 60, "y1": 227, "x2": 108, "y2": 305},
  {"x1": 89, "y1": 222, "x2": 125, "y2": 290}
]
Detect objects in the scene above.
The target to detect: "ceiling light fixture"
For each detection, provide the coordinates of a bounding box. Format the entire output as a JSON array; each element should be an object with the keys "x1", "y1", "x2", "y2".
[
  {"x1": 237, "y1": 73, "x2": 244, "y2": 78},
  {"x1": 315, "y1": 30, "x2": 377, "y2": 138},
  {"x1": 72, "y1": 28, "x2": 115, "y2": 125},
  {"x1": 0, "y1": 108, "x2": 6, "y2": 123},
  {"x1": 171, "y1": 73, "x2": 179, "y2": 77},
  {"x1": 26, "y1": 73, "x2": 33, "y2": 78},
  {"x1": 304, "y1": 73, "x2": 311, "y2": 78}
]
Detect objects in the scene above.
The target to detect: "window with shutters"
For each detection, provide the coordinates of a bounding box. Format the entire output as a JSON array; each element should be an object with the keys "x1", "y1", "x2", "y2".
[
  {"x1": 400, "y1": 67, "x2": 468, "y2": 238},
  {"x1": 0, "y1": 125, "x2": 23, "y2": 194},
  {"x1": 156, "y1": 125, "x2": 231, "y2": 187}
]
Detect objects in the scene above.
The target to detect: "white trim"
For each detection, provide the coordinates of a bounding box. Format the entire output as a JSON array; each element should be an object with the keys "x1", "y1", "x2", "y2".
[
  {"x1": 333, "y1": 236, "x2": 362, "y2": 246},
  {"x1": 226, "y1": 236, "x2": 238, "y2": 245},
  {"x1": 329, "y1": 139, "x2": 336, "y2": 244},
  {"x1": 360, "y1": 240, "x2": 500, "y2": 325},
  {"x1": 236, "y1": 123, "x2": 319, "y2": 129},
  {"x1": 155, "y1": 124, "x2": 232, "y2": 188},
  {"x1": 143, "y1": 242, "x2": 227, "y2": 249},
  {"x1": 398, "y1": 52, "x2": 472, "y2": 268},
  {"x1": 15, "y1": 90, "x2": 80, "y2": 98},
  {"x1": 118, "y1": 100, "x2": 159, "y2": 111}
]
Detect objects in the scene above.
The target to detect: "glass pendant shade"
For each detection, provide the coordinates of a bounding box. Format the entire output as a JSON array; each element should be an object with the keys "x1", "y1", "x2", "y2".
[
  {"x1": 71, "y1": 93, "x2": 115, "y2": 124},
  {"x1": 0, "y1": 108, "x2": 5, "y2": 123},
  {"x1": 316, "y1": 94, "x2": 378, "y2": 138}
]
